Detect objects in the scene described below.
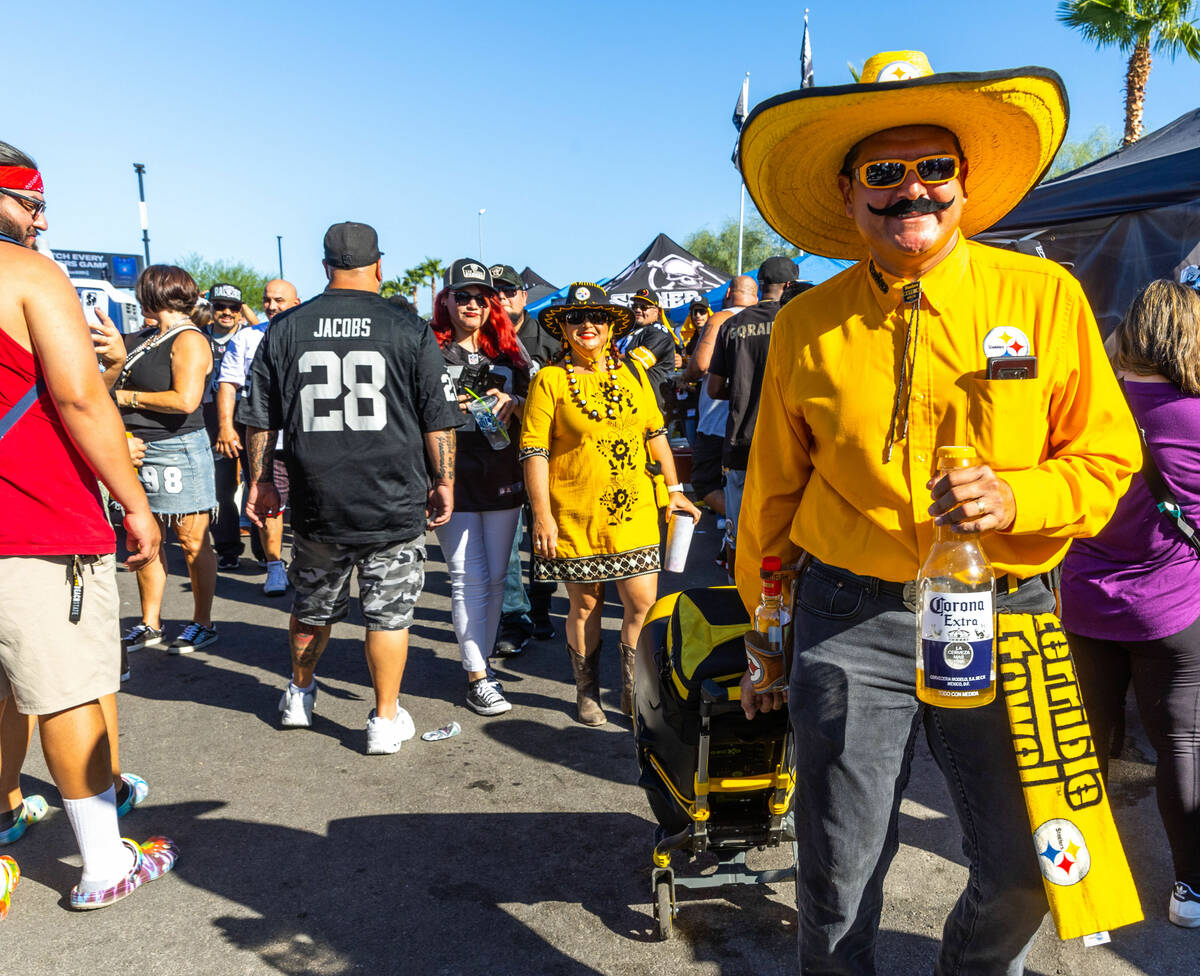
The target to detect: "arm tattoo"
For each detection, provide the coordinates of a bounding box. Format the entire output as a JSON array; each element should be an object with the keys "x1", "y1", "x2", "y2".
[
  {"x1": 246, "y1": 427, "x2": 277, "y2": 482},
  {"x1": 429, "y1": 429, "x2": 455, "y2": 483}
]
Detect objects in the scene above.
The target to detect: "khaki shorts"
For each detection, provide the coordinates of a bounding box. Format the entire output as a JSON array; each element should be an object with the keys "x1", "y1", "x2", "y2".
[{"x1": 0, "y1": 554, "x2": 121, "y2": 714}]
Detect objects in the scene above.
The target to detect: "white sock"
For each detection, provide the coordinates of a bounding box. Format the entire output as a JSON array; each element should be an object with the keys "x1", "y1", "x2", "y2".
[
  {"x1": 62, "y1": 786, "x2": 135, "y2": 889},
  {"x1": 290, "y1": 680, "x2": 314, "y2": 693}
]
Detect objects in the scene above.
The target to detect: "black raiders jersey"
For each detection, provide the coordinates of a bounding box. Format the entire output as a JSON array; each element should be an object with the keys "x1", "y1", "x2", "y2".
[{"x1": 238, "y1": 288, "x2": 461, "y2": 543}]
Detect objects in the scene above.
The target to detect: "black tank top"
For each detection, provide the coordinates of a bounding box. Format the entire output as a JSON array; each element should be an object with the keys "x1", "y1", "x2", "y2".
[{"x1": 119, "y1": 327, "x2": 207, "y2": 443}]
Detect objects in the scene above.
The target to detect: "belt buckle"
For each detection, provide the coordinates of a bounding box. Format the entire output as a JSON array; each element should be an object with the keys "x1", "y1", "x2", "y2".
[{"x1": 901, "y1": 581, "x2": 918, "y2": 613}]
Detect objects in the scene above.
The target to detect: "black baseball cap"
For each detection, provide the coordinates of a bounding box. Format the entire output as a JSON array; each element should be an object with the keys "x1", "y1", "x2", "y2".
[
  {"x1": 323, "y1": 221, "x2": 383, "y2": 270},
  {"x1": 632, "y1": 287, "x2": 660, "y2": 307},
  {"x1": 689, "y1": 297, "x2": 711, "y2": 312},
  {"x1": 444, "y1": 258, "x2": 494, "y2": 292},
  {"x1": 488, "y1": 264, "x2": 523, "y2": 289},
  {"x1": 208, "y1": 283, "x2": 242, "y2": 306},
  {"x1": 758, "y1": 256, "x2": 799, "y2": 285}
]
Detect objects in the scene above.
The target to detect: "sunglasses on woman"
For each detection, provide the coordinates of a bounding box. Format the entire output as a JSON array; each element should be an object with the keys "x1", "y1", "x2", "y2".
[
  {"x1": 563, "y1": 310, "x2": 611, "y2": 326},
  {"x1": 854, "y1": 154, "x2": 960, "y2": 189},
  {"x1": 452, "y1": 291, "x2": 490, "y2": 307}
]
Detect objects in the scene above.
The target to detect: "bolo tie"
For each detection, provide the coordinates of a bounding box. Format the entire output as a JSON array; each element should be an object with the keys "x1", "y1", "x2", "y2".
[{"x1": 883, "y1": 277, "x2": 922, "y2": 464}]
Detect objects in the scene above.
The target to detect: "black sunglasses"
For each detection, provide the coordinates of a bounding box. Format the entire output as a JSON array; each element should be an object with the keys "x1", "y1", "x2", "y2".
[
  {"x1": 0, "y1": 188, "x2": 46, "y2": 218},
  {"x1": 212, "y1": 302, "x2": 241, "y2": 312},
  {"x1": 452, "y1": 290, "x2": 490, "y2": 307},
  {"x1": 496, "y1": 286, "x2": 520, "y2": 297},
  {"x1": 855, "y1": 154, "x2": 960, "y2": 189},
  {"x1": 564, "y1": 309, "x2": 611, "y2": 326}
]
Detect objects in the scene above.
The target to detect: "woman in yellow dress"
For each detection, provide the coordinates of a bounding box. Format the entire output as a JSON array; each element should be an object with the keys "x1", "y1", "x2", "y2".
[{"x1": 520, "y1": 283, "x2": 699, "y2": 727}]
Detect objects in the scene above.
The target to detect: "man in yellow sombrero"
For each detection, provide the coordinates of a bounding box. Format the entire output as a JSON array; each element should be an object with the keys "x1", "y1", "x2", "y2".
[{"x1": 733, "y1": 51, "x2": 1143, "y2": 972}]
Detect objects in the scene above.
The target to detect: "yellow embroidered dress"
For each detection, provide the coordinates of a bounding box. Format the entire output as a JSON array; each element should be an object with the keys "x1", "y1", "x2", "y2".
[{"x1": 520, "y1": 360, "x2": 667, "y2": 582}]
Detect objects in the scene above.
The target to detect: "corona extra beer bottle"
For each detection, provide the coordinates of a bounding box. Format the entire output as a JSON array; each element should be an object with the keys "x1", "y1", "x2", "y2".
[{"x1": 915, "y1": 446, "x2": 997, "y2": 708}]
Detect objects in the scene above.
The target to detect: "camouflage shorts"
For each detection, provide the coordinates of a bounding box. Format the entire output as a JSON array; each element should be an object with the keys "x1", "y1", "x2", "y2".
[{"x1": 290, "y1": 534, "x2": 426, "y2": 631}]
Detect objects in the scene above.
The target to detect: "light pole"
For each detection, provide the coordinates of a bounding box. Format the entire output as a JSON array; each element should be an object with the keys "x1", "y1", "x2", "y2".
[
  {"x1": 276, "y1": 236, "x2": 284, "y2": 278},
  {"x1": 132, "y1": 163, "x2": 150, "y2": 266},
  {"x1": 477, "y1": 208, "x2": 486, "y2": 261}
]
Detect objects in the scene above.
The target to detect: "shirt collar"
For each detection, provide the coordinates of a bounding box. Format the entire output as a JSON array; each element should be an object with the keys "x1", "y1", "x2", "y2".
[{"x1": 865, "y1": 231, "x2": 969, "y2": 315}]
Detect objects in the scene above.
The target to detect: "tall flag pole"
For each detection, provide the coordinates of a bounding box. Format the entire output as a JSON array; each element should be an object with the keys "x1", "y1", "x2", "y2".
[
  {"x1": 732, "y1": 72, "x2": 750, "y2": 276},
  {"x1": 801, "y1": 9, "x2": 814, "y2": 88}
]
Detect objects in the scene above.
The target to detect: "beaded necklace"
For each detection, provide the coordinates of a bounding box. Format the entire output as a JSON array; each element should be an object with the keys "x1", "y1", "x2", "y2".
[{"x1": 563, "y1": 349, "x2": 623, "y2": 421}]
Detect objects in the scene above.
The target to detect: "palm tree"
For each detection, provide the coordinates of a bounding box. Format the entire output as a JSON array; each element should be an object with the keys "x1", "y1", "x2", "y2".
[
  {"x1": 380, "y1": 277, "x2": 405, "y2": 299},
  {"x1": 400, "y1": 269, "x2": 423, "y2": 310},
  {"x1": 1057, "y1": 0, "x2": 1200, "y2": 145},
  {"x1": 418, "y1": 257, "x2": 447, "y2": 312}
]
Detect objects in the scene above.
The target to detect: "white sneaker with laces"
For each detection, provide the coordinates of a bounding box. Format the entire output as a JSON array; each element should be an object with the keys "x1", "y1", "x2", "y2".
[
  {"x1": 1170, "y1": 881, "x2": 1200, "y2": 927},
  {"x1": 365, "y1": 701, "x2": 415, "y2": 755},
  {"x1": 263, "y1": 560, "x2": 288, "y2": 596},
  {"x1": 279, "y1": 682, "x2": 316, "y2": 728}
]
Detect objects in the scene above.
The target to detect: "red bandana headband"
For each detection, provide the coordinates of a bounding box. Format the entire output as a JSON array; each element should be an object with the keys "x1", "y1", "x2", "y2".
[{"x1": 0, "y1": 167, "x2": 44, "y2": 193}]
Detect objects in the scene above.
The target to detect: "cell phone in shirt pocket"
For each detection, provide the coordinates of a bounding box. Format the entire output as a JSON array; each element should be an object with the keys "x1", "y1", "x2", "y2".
[{"x1": 986, "y1": 355, "x2": 1037, "y2": 380}]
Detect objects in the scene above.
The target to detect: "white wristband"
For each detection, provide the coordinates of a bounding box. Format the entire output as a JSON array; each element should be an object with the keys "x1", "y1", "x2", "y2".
[{"x1": 666, "y1": 483, "x2": 684, "y2": 493}]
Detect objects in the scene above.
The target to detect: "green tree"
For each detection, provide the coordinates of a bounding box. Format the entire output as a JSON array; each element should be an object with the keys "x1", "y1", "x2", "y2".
[
  {"x1": 417, "y1": 257, "x2": 447, "y2": 311},
  {"x1": 380, "y1": 277, "x2": 406, "y2": 299},
  {"x1": 401, "y1": 268, "x2": 424, "y2": 309},
  {"x1": 1057, "y1": 0, "x2": 1200, "y2": 145},
  {"x1": 177, "y1": 253, "x2": 270, "y2": 309},
  {"x1": 684, "y1": 215, "x2": 799, "y2": 278},
  {"x1": 1045, "y1": 125, "x2": 1121, "y2": 178}
]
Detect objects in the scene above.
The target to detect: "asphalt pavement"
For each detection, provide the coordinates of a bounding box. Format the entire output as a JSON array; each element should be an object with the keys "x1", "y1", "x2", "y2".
[{"x1": 2, "y1": 509, "x2": 1193, "y2": 975}]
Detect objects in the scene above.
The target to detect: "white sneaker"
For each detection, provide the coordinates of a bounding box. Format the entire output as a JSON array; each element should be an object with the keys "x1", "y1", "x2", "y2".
[
  {"x1": 1170, "y1": 881, "x2": 1200, "y2": 927},
  {"x1": 365, "y1": 701, "x2": 415, "y2": 755},
  {"x1": 263, "y1": 560, "x2": 288, "y2": 596},
  {"x1": 279, "y1": 682, "x2": 316, "y2": 728}
]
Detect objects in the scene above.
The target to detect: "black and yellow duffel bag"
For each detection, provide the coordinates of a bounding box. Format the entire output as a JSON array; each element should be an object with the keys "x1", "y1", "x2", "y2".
[{"x1": 633, "y1": 587, "x2": 791, "y2": 840}]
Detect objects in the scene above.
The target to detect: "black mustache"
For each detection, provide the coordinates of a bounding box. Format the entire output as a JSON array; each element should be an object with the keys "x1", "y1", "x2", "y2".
[{"x1": 867, "y1": 196, "x2": 955, "y2": 218}]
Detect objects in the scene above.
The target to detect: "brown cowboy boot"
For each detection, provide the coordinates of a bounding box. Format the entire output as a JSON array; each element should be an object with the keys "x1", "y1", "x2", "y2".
[
  {"x1": 619, "y1": 642, "x2": 636, "y2": 716},
  {"x1": 567, "y1": 643, "x2": 605, "y2": 726}
]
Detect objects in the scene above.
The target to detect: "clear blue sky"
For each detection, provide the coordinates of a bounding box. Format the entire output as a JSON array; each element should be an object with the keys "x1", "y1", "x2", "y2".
[{"x1": 10, "y1": 0, "x2": 1199, "y2": 308}]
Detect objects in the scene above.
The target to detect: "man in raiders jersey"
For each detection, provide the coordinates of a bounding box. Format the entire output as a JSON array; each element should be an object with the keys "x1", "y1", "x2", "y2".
[{"x1": 240, "y1": 222, "x2": 460, "y2": 756}]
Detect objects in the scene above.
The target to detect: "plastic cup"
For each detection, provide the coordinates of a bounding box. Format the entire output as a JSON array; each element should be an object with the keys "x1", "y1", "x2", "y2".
[
  {"x1": 663, "y1": 513, "x2": 695, "y2": 573},
  {"x1": 467, "y1": 395, "x2": 510, "y2": 451}
]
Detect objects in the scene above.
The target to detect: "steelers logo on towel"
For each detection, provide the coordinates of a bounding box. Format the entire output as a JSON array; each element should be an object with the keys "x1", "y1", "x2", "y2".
[
  {"x1": 983, "y1": 326, "x2": 1033, "y2": 358},
  {"x1": 1033, "y1": 818, "x2": 1091, "y2": 886}
]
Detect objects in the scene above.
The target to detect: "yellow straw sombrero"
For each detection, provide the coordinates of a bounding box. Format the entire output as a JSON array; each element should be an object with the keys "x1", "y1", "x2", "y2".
[{"x1": 737, "y1": 51, "x2": 1069, "y2": 260}]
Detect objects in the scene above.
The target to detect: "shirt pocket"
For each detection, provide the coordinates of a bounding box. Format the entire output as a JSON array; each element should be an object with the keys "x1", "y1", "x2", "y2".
[{"x1": 967, "y1": 377, "x2": 1047, "y2": 471}]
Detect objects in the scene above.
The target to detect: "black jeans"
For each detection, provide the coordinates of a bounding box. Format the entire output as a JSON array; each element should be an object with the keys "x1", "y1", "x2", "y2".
[
  {"x1": 1066, "y1": 616, "x2": 1200, "y2": 889},
  {"x1": 211, "y1": 454, "x2": 242, "y2": 559}
]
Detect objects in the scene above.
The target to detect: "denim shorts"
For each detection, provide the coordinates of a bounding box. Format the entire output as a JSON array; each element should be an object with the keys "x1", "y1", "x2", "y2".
[{"x1": 139, "y1": 427, "x2": 217, "y2": 517}]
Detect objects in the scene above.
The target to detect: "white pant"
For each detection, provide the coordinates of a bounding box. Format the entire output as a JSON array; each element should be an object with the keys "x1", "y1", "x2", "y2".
[{"x1": 435, "y1": 507, "x2": 522, "y2": 674}]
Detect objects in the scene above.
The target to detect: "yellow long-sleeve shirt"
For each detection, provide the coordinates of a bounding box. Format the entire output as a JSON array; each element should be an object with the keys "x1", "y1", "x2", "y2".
[{"x1": 735, "y1": 235, "x2": 1141, "y2": 612}]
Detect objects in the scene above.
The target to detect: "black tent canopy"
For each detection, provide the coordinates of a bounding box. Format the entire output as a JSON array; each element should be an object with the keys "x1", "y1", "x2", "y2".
[
  {"x1": 603, "y1": 233, "x2": 729, "y2": 309},
  {"x1": 520, "y1": 267, "x2": 558, "y2": 304},
  {"x1": 981, "y1": 107, "x2": 1200, "y2": 334}
]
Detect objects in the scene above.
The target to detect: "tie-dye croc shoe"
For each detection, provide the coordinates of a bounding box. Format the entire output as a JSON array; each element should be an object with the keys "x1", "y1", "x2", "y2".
[{"x1": 69, "y1": 836, "x2": 179, "y2": 910}]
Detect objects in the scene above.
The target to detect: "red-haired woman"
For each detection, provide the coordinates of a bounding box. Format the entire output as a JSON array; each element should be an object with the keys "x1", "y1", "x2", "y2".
[{"x1": 430, "y1": 260, "x2": 531, "y2": 717}]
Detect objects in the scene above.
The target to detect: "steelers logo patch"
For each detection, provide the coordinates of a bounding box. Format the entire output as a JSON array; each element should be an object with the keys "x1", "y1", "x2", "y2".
[
  {"x1": 878, "y1": 60, "x2": 920, "y2": 81},
  {"x1": 574, "y1": 287, "x2": 591, "y2": 302},
  {"x1": 983, "y1": 326, "x2": 1033, "y2": 358},
  {"x1": 1033, "y1": 818, "x2": 1091, "y2": 886}
]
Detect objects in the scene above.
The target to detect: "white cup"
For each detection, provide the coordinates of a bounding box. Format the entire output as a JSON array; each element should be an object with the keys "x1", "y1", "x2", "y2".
[{"x1": 663, "y1": 513, "x2": 695, "y2": 573}]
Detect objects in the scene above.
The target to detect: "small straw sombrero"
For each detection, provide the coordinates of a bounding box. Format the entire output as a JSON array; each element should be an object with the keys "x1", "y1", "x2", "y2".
[{"x1": 737, "y1": 51, "x2": 1069, "y2": 260}]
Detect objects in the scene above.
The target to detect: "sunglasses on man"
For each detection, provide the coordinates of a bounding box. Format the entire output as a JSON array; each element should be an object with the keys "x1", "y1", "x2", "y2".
[
  {"x1": 563, "y1": 309, "x2": 611, "y2": 327},
  {"x1": 495, "y1": 286, "x2": 521, "y2": 297},
  {"x1": 212, "y1": 302, "x2": 241, "y2": 313},
  {"x1": 854, "y1": 154, "x2": 960, "y2": 189},
  {"x1": 452, "y1": 290, "x2": 490, "y2": 308},
  {"x1": 0, "y1": 187, "x2": 46, "y2": 218}
]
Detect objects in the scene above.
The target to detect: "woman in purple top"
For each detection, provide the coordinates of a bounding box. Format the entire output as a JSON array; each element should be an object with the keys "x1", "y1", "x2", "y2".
[{"x1": 1062, "y1": 279, "x2": 1200, "y2": 928}]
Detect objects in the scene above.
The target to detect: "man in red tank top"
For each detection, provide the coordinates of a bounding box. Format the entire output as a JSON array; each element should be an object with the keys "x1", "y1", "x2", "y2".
[{"x1": 0, "y1": 141, "x2": 179, "y2": 915}]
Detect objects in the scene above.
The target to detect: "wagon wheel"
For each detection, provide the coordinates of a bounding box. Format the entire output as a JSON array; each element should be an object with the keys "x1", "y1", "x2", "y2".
[{"x1": 654, "y1": 877, "x2": 674, "y2": 941}]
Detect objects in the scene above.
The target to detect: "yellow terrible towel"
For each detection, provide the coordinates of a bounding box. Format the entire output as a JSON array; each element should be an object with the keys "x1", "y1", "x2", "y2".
[{"x1": 997, "y1": 611, "x2": 1143, "y2": 940}]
